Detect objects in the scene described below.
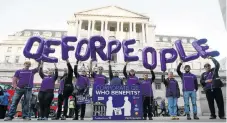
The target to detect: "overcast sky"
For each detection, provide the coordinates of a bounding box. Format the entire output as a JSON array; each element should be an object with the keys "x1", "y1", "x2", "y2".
[{"x1": 0, "y1": 0, "x2": 226, "y2": 60}]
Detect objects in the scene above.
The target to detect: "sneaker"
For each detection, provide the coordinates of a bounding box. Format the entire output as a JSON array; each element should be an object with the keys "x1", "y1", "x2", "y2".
[
  {"x1": 51, "y1": 117, "x2": 59, "y2": 120},
  {"x1": 187, "y1": 114, "x2": 191, "y2": 120},
  {"x1": 4, "y1": 117, "x2": 13, "y2": 121},
  {"x1": 37, "y1": 117, "x2": 42, "y2": 120},
  {"x1": 143, "y1": 117, "x2": 147, "y2": 120},
  {"x1": 175, "y1": 117, "x2": 179, "y2": 120},
  {"x1": 193, "y1": 114, "x2": 199, "y2": 120},
  {"x1": 81, "y1": 118, "x2": 84, "y2": 120},
  {"x1": 73, "y1": 117, "x2": 78, "y2": 120},
  {"x1": 220, "y1": 117, "x2": 226, "y2": 119},
  {"x1": 61, "y1": 116, "x2": 66, "y2": 120},
  {"x1": 149, "y1": 117, "x2": 153, "y2": 120},
  {"x1": 42, "y1": 117, "x2": 48, "y2": 120},
  {"x1": 171, "y1": 116, "x2": 175, "y2": 120},
  {"x1": 23, "y1": 117, "x2": 31, "y2": 121}
]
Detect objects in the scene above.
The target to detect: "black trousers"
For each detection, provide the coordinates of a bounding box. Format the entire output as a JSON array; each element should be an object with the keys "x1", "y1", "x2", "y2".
[
  {"x1": 74, "y1": 104, "x2": 86, "y2": 119},
  {"x1": 205, "y1": 88, "x2": 225, "y2": 118},
  {"x1": 56, "y1": 90, "x2": 72, "y2": 118},
  {"x1": 143, "y1": 97, "x2": 153, "y2": 118},
  {"x1": 38, "y1": 91, "x2": 54, "y2": 118},
  {"x1": 30, "y1": 104, "x2": 37, "y2": 118},
  {"x1": 69, "y1": 108, "x2": 74, "y2": 118},
  {"x1": 159, "y1": 108, "x2": 167, "y2": 115},
  {"x1": 0, "y1": 105, "x2": 7, "y2": 119}
]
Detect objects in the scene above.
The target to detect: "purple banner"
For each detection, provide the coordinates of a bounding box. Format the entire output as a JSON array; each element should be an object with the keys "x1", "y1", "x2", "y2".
[{"x1": 92, "y1": 85, "x2": 143, "y2": 120}]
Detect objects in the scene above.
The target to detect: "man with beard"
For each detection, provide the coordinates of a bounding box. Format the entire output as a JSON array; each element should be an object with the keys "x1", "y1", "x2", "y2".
[
  {"x1": 200, "y1": 57, "x2": 225, "y2": 119},
  {"x1": 52, "y1": 60, "x2": 73, "y2": 120},
  {"x1": 177, "y1": 61, "x2": 199, "y2": 120}
]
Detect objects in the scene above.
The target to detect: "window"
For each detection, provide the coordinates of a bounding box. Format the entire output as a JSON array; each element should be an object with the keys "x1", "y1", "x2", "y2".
[
  {"x1": 110, "y1": 27, "x2": 115, "y2": 31},
  {"x1": 15, "y1": 56, "x2": 20, "y2": 63},
  {"x1": 7, "y1": 47, "x2": 12, "y2": 52},
  {"x1": 17, "y1": 47, "x2": 22, "y2": 52},
  {"x1": 111, "y1": 53, "x2": 117, "y2": 63},
  {"x1": 85, "y1": 26, "x2": 88, "y2": 30},
  {"x1": 124, "y1": 27, "x2": 128, "y2": 32},
  {"x1": 95, "y1": 26, "x2": 101, "y2": 31},
  {"x1": 155, "y1": 83, "x2": 161, "y2": 90},
  {"x1": 5, "y1": 56, "x2": 10, "y2": 63},
  {"x1": 156, "y1": 37, "x2": 160, "y2": 42}
]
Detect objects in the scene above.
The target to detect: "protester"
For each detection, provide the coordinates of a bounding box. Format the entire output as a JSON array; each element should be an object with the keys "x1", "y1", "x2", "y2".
[
  {"x1": 108, "y1": 61, "x2": 123, "y2": 85},
  {"x1": 38, "y1": 62, "x2": 58, "y2": 120},
  {"x1": 177, "y1": 61, "x2": 199, "y2": 120},
  {"x1": 30, "y1": 93, "x2": 38, "y2": 118},
  {"x1": 123, "y1": 62, "x2": 139, "y2": 85},
  {"x1": 159, "y1": 99, "x2": 167, "y2": 116},
  {"x1": 68, "y1": 99, "x2": 75, "y2": 118},
  {"x1": 73, "y1": 61, "x2": 90, "y2": 120},
  {"x1": 4, "y1": 61, "x2": 41, "y2": 121},
  {"x1": 162, "y1": 72, "x2": 180, "y2": 120},
  {"x1": 141, "y1": 69, "x2": 155, "y2": 120},
  {"x1": 91, "y1": 62, "x2": 108, "y2": 85},
  {"x1": 52, "y1": 60, "x2": 73, "y2": 120},
  {"x1": 0, "y1": 86, "x2": 9, "y2": 119},
  {"x1": 200, "y1": 56, "x2": 225, "y2": 119}
]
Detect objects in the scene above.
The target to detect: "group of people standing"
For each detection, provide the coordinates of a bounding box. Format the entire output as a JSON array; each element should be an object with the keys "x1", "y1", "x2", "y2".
[{"x1": 2, "y1": 56, "x2": 226, "y2": 121}]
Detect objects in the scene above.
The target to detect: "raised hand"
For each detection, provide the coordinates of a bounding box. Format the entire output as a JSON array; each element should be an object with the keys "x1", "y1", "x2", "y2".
[
  {"x1": 54, "y1": 63, "x2": 57, "y2": 69},
  {"x1": 76, "y1": 60, "x2": 79, "y2": 65}
]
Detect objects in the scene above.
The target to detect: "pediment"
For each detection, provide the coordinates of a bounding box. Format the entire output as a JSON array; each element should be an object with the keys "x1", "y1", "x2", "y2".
[{"x1": 75, "y1": 6, "x2": 149, "y2": 18}]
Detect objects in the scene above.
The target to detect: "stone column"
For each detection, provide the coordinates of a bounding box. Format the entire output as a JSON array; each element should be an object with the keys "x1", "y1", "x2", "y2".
[
  {"x1": 87, "y1": 20, "x2": 91, "y2": 39},
  {"x1": 141, "y1": 23, "x2": 145, "y2": 44},
  {"x1": 129, "y1": 22, "x2": 132, "y2": 39},
  {"x1": 78, "y1": 20, "x2": 83, "y2": 39},
  {"x1": 121, "y1": 22, "x2": 124, "y2": 40},
  {"x1": 104, "y1": 21, "x2": 108, "y2": 40},
  {"x1": 133, "y1": 22, "x2": 136, "y2": 39},
  {"x1": 101, "y1": 21, "x2": 104, "y2": 36},
  {"x1": 145, "y1": 23, "x2": 148, "y2": 43},
  {"x1": 116, "y1": 21, "x2": 120, "y2": 38},
  {"x1": 75, "y1": 20, "x2": 78, "y2": 36},
  {"x1": 91, "y1": 20, "x2": 95, "y2": 36}
]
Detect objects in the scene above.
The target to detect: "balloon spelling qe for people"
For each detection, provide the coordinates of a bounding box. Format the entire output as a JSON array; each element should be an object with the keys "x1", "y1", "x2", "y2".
[{"x1": 23, "y1": 35, "x2": 220, "y2": 71}]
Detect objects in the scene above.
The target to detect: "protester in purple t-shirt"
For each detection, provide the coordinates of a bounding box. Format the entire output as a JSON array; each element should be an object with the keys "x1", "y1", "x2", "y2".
[
  {"x1": 177, "y1": 61, "x2": 199, "y2": 120},
  {"x1": 91, "y1": 62, "x2": 108, "y2": 85},
  {"x1": 123, "y1": 62, "x2": 139, "y2": 85},
  {"x1": 200, "y1": 57, "x2": 225, "y2": 119},
  {"x1": 73, "y1": 61, "x2": 90, "y2": 120},
  {"x1": 4, "y1": 61, "x2": 41, "y2": 121},
  {"x1": 141, "y1": 69, "x2": 155, "y2": 120},
  {"x1": 38, "y1": 62, "x2": 58, "y2": 120}
]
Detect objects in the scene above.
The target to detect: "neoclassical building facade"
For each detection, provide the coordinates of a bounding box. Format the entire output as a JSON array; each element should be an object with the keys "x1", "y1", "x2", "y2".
[{"x1": 0, "y1": 6, "x2": 226, "y2": 116}]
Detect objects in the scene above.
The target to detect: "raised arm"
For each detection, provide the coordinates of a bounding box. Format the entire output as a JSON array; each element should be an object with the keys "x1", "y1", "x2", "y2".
[
  {"x1": 210, "y1": 57, "x2": 220, "y2": 74},
  {"x1": 123, "y1": 63, "x2": 128, "y2": 79},
  {"x1": 39, "y1": 62, "x2": 46, "y2": 79},
  {"x1": 150, "y1": 70, "x2": 155, "y2": 83},
  {"x1": 74, "y1": 61, "x2": 79, "y2": 78},
  {"x1": 54, "y1": 63, "x2": 58, "y2": 81},
  {"x1": 161, "y1": 72, "x2": 168, "y2": 87},
  {"x1": 109, "y1": 61, "x2": 113, "y2": 80},
  {"x1": 66, "y1": 60, "x2": 73, "y2": 74},
  {"x1": 177, "y1": 62, "x2": 183, "y2": 78}
]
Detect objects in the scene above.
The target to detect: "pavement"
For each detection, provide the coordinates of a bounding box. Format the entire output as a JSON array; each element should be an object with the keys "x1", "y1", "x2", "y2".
[{"x1": 0, "y1": 116, "x2": 226, "y2": 122}]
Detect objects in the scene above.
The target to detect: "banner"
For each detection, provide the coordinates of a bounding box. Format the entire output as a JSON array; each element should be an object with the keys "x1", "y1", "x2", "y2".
[{"x1": 92, "y1": 85, "x2": 143, "y2": 120}]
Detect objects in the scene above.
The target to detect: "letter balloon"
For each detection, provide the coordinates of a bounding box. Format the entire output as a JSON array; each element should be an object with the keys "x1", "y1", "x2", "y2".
[
  {"x1": 192, "y1": 39, "x2": 220, "y2": 58},
  {"x1": 23, "y1": 36, "x2": 45, "y2": 59},
  {"x1": 175, "y1": 40, "x2": 199, "y2": 62},
  {"x1": 75, "y1": 39, "x2": 91, "y2": 61},
  {"x1": 160, "y1": 48, "x2": 178, "y2": 71},
  {"x1": 41, "y1": 40, "x2": 61, "y2": 63},
  {"x1": 122, "y1": 39, "x2": 139, "y2": 62},
  {"x1": 89, "y1": 36, "x2": 107, "y2": 61},
  {"x1": 142, "y1": 47, "x2": 157, "y2": 69},
  {"x1": 107, "y1": 40, "x2": 121, "y2": 60},
  {"x1": 61, "y1": 36, "x2": 77, "y2": 60}
]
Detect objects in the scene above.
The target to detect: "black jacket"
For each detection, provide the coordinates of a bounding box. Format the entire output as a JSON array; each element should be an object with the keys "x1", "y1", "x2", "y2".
[{"x1": 200, "y1": 58, "x2": 224, "y2": 89}]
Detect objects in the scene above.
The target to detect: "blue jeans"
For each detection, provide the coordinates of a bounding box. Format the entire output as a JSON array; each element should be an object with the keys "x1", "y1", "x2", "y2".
[
  {"x1": 167, "y1": 97, "x2": 178, "y2": 116},
  {"x1": 7, "y1": 88, "x2": 32, "y2": 118},
  {"x1": 183, "y1": 91, "x2": 197, "y2": 114}
]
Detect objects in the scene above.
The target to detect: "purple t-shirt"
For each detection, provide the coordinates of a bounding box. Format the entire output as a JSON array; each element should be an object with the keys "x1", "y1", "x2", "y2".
[{"x1": 14, "y1": 68, "x2": 38, "y2": 88}]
